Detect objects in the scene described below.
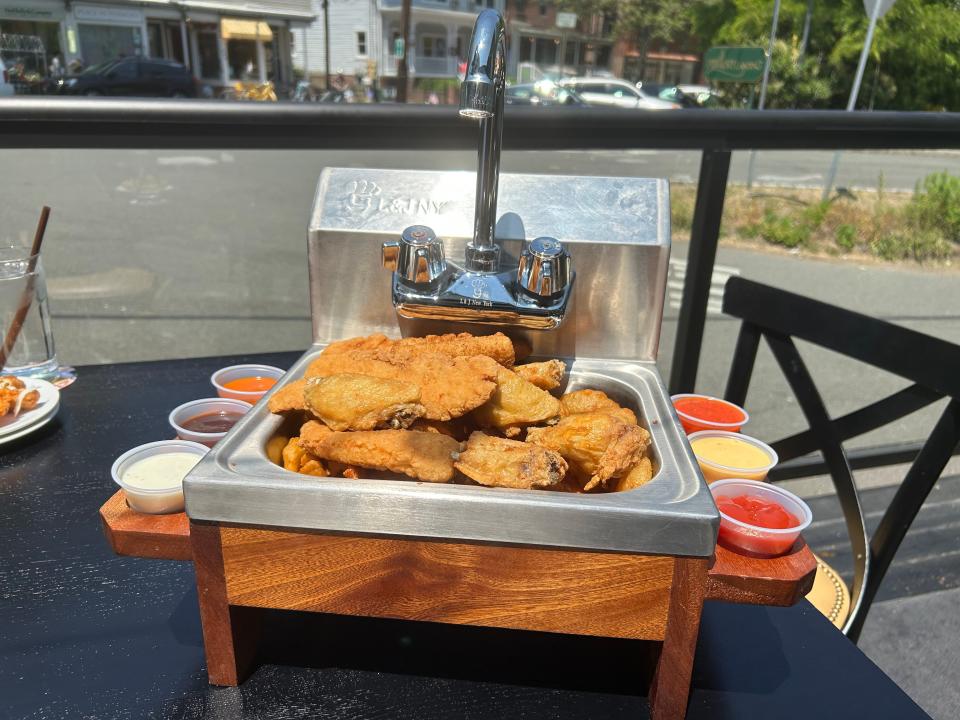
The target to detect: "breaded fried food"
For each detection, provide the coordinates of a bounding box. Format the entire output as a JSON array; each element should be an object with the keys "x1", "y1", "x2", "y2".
[
  {"x1": 471, "y1": 366, "x2": 560, "y2": 433},
  {"x1": 454, "y1": 431, "x2": 568, "y2": 490},
  {"x1": 322, "y1": 332, "x2": 516, "y2": 367},
  {"x1": 281, "y1": 436, "x2": 330, "y2": 477},
  {"x1": 513, "y1": 359, "x2": 566, "y2": 391},
  {"x1": 559, "y1": 389, "x2": 637, "y2": 425},
  {"x1": 410, "y1": 417, "x2": 471, "y2": 441},
  {"x1": 268, "y1": 378, "x2": 308, "y2": 413},
  {"x1": 611, "y1": 456, "x2": 655, "y2": 492},
  {"x1": 303, "y1": 373, "x2": 426, "y2": 431},
  {"x1": 306, "y1": 349, "x2": 498, "y2": 421},
  {"x1": 526, "y1": 411, "x2": 651, "y2": 492},
  {"x1": 0, "y1": 375, "x2": 39, "y2": 416},
  {"x1": 299, "y1": 421, "x2": 460, "y2": 482}
]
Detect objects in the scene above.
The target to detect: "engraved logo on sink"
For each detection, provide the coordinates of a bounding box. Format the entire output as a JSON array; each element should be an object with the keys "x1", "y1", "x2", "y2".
[{"x1": 346, "y1": 180, "x2": 449, "y2": 218}]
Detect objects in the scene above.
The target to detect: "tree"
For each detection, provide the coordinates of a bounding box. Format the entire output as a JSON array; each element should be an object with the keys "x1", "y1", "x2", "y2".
[{"x1": 561, "y1": 0, "x2": 696, "y2": 78}]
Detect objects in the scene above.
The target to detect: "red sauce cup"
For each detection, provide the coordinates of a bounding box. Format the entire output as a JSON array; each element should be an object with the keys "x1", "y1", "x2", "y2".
[
  {"x1": 671, "y1": 393, "x2": 749, "y2": 434},
  {"x1": 710, "y1": 479, "x2": 812, "y2": 558},
  {"x1": 211, "y1": 364, "x2": 284, "y2": 402}
]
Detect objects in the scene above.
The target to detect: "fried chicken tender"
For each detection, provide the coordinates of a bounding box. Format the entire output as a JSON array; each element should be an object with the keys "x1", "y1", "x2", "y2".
[
  {"x1": 513, "y1": 360, "x2": 566, "y2": 391},
  {"x1": 303, "y1": 373, "x2": 426, "y2": 431},
  {"x1": 281, "y1": 436, "x2": 330, "y2": 477},
  {"x1": 306, "y1": 349, "x2": 498, "y2": 421},
  {"x1": 268, "y1": 378, "x2": 308, "y2": 413},
  {"x1": 454, "y1": 431, "x2": 568, "y2": 490},
  {"x1": 526, "y1": 411, "x2": 651, "y2": 492},
  {"x1": 0, "y1": 375, "x2": 39, "y2": 417},
  {"x1": 471, "y1": 366, "x2": 561, "y2": 433},
  {"x1": 299, "y1": 420, "x2": 460, "y2": 482},
  {"x1": 611, "y1": 456, "x2": 655, "y2": 492},
  {"x1": 322, "y1": 332, "x2": 516, "y2": 367},
  {"x1": 559, "y1": 389, "x2": 637, "y2": 425}
]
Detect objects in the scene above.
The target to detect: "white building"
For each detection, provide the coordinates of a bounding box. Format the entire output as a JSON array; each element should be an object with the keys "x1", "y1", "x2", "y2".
[
  {"x1": 292, "y1": 0, "x2": 502, "y2": 92},
  {"x1": 0, "y1": 1, "x2": 314, "y2": 91}
]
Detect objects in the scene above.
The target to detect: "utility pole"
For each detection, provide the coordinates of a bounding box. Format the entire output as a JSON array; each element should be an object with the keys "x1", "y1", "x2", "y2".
[
  {"x1": 323, "y1": 0, "x2": 331, "y2": 88},
  {"x1": 397, "y1": 0, "x2": 411, "y2": 102},
  {"x1": 799, "y1": 0, "x2": 813, "y2": 57},
  {"x1": 747, "y1": 0, "x2": 781, "y2": 189}
]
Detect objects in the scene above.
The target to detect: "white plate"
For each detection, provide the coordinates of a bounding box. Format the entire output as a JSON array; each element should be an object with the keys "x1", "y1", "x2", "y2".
[{"x1": 0, "y1": 378, "x2": 60, "y2": 445}]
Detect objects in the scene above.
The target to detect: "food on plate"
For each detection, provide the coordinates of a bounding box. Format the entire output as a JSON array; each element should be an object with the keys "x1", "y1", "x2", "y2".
[
  {"x1": 180, "y1": 410, "x2": 245, "y2": 434},
  {"x1": 268, "y1": 379, "x2": 309, "y2": 413},
  {"x1": 306, "y1": 348, "x2": 499, "y2": 421},
  {"x1": 512, "y1": 359, "x2": 565, "y2": 391},
  {"x1": 470, "y1": 366, "x2": 560, "y2": 435},
  {"x1": 224, "y1": 376, "x2": 277, "y2": 393},
  {"x1": 0, "y1": 375, "x2": 40, "y2": 417},
  {"x1": 265, "y1": 332, "x2": 657, "y2": 492},
  {"x1": 454, "y1": 431, "x2": 567, "y2": 489},
  {"x1": 298, "y1": 420, "x2": 461, "y2": 482},
  {"x1": 526, "y1": 411, "x2": 650, "y2": 491},
  {"x1": 610, "y1": 456, "x2": 655, "y2": 492},
  {"x1": 282, "y1": 436, "x2": 329, "y2": 476},
  {"x1": 321, "y1": 332, "x2": 515, "y2": 368},
  {"x1": 559, "y1": 389, "x2": 637, "y2": 425},
  {"x1": 303, "y1": 373, "x2": 426, "y2": 431}
]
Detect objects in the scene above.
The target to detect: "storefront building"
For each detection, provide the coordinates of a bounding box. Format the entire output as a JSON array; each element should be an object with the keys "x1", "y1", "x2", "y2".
[{"x1": 0, "y1": 1, "x2": 312, "y2": 93}]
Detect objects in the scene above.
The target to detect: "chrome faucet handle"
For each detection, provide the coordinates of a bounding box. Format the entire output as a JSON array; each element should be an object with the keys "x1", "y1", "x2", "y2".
[
  {"x1": 386, "y1": 225, "x2": 447, "y2": 286},
  {"x1": 517, "y1": 237, "x2": 572, "y2": 300}
]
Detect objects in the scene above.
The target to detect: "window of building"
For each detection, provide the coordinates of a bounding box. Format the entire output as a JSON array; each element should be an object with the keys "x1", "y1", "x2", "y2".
[
  {"x1": 420, "y1": 35, "x2": 445, "y2": 58},
  {"x1": 356, "y1": 31, "x2": 366, "y2": 56},
  {"x1": 539, "y1": 2, "x2": 547, "y2": 15},
  {"x1": 195, "y1": 25, "x2": 221, "y2": 80}
]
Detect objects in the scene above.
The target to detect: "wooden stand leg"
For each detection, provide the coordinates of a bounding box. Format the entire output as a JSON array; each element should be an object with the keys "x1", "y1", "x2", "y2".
[
  {"x1": 191, "y1": 521, "x2": 261, "y2": 685},
  {"x1": 649, "y1": 558, "x2": 709, "y2": 720}
]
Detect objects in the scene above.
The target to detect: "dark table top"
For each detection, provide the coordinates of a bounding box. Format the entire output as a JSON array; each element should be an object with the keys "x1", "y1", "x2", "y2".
[{"x1": 0, "y1": 353, "x2": 931, "y2": 720}]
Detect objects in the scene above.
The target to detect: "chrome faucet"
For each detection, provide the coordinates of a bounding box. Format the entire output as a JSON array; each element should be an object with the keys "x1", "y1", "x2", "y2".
[
  {"x1": 459, "y1": 8, "x2": 506, "y2": 273},
  {"x1": 381, "y1": 9, "x2": 574, "y2": 329}
]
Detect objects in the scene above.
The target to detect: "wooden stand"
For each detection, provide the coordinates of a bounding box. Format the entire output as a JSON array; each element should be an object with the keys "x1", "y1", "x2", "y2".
[{"x1": 101, "y1": 489, "x2": 817, "y2": 720}]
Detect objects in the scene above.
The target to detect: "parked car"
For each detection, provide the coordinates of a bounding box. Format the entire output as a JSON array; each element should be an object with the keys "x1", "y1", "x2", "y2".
[
  {"x1": 559, "y1": 77, "x2": 679, "y2": 110},
  {"x1": 0, "y1": 59, "x2": 14, "y2": 97},
  {"x1": 56, "y1": 57, "x2": 199, "y2": 98},
  {"x1": 505, "y1": 81, "x2": 586, "y2": 107}
]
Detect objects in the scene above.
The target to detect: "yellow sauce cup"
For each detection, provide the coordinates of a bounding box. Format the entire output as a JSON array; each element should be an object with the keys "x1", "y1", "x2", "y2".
[{"x1": 688, "y1": 430, "x2": 779, "y2": 484}]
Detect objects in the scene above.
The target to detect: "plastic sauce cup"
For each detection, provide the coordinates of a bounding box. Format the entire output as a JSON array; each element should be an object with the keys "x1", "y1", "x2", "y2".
[
  {"x1": 111, "y1": 439, "x2": 208, "y2": 514},
  {"x1": 710, "y1": 479, "x2": 812, "y2": 557},
  {"x1": 168, "y1": 398, "x2": 252, "y2": 447},
  {"x1": 210, "y1": 364, "x2": 285, "y2": 402},
  {"x1": 688, "y1": 430, "x2": 778, "y2": 483},
  {"x1": 671, "y1": 393, "x2": 749, "y2": 434}
]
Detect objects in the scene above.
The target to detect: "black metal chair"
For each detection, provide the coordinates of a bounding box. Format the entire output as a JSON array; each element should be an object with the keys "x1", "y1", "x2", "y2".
[{"x1": 721, "y1": 276, "x2": 960, "y2": 641}]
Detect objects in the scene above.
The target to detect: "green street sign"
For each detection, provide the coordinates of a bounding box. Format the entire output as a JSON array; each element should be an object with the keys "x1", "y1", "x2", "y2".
[
  {"x1": 704, "y1": 46, "x2": 766, "y2": 83},
  {"x1": 394, "y1": 38, "x2": 404, "y2": 58}
]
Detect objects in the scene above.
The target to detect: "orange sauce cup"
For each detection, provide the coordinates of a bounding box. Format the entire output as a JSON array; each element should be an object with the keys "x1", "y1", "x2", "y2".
[
  {"x1": 672, "y1": 393, "x2": 749, "y2": 434},
  {"x1": 688, "y1": 430, "x2": 778, "y2": 484}
]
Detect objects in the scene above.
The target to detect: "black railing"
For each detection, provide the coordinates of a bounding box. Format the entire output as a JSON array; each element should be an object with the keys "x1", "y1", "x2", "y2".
[{"x1": 4, "y1": 99, "x2": 960, "y2": 472}]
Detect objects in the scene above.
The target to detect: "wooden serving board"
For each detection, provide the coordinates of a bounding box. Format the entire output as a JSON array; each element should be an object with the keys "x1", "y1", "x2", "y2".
[{"x1": 99, "y1": 489, "x2": 816, "y2": 606}]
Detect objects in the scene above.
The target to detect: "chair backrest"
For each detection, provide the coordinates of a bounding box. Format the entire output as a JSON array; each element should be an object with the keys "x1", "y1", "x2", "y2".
[{"x1": 721, "y1": 276, "x2": 960, "y2": 640}]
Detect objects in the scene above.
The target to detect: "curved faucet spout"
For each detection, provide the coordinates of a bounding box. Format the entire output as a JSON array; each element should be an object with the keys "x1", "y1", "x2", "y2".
[{"x1": 459, "y1": 9, "x2": 505, "y2": 272}]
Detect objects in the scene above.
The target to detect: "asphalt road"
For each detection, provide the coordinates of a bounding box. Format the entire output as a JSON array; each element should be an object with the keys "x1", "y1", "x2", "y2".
[{"x1": 1, "y1": 147, "x2": 958, "y2": 450}]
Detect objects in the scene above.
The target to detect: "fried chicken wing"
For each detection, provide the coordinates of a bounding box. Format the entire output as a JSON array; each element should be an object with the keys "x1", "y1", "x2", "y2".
[
  {"x1": 410, "y1": 417, "x2": 471, "y2": 441},
  {"x1": 454, "y1": 431, "x2": 567, "y2": 490},
  {"x1": 526, "y1": 411, "x2": 651, "y2": 492},
  {"x1": 0, "y1": 375, "x2": 39, "y2": 417},
  {"x1": 611, "y1": 456, "x2": 655, "y2": 492},
  {"x1": 471, "y1": 366, "x2": 560, "y2": 433},
  {"x1": 559, "y1": 389, "x2": 637, "y2": 425},
  {"x1": 513, "y1": 360, "x2": 566, "y2": 391},
  {"x1": 306, "y1": 349, "x2": 498, "y2": 421},
  {"x1": 322, "y1": 332, "x2": 516, "y2": 367},
  {"x1": 281, "y1": 436, "x2": 330, "y2": 477},
  {"x1": 302, "y1": 373, "x2": 426, "y2": 431},
  {"x1": 299, "y1": 421, "x2": 460, "y2": 482},
  {"x1": 268, "y1": 378, "x2": 308, "y2": 413}
]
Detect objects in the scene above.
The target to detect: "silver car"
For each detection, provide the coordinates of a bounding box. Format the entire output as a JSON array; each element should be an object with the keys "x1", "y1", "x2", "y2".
[{"x1": 559, "y1": 77, "x2": 679, "y2": 110}]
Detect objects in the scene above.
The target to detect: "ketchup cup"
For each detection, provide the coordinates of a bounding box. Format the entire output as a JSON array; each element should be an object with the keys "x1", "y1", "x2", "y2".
[
  {"x1": 710, "y1": 479, "x2": 812, "y2": 557},
  {"x1": 671, "y1": 393, "x2": 749, "y2": 434}
]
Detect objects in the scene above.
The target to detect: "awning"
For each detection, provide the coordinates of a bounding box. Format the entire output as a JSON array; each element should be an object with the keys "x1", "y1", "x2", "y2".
[{"x1": 220, "y1": 19, "x2": 273, "y2": 41}]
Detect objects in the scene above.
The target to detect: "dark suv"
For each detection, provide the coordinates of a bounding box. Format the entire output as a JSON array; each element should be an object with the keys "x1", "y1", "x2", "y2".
[{"x1": 57, "y1": 57, "x2": 198, "y2": 97}]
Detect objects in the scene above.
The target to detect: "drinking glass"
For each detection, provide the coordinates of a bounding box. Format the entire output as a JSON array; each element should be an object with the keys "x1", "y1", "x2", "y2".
[{"x1": 0, "y1": 247, "x2": 58, "y2": 380}]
